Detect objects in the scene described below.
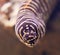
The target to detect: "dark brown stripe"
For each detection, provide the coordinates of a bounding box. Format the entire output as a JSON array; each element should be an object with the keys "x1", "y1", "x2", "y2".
[
  {"x1": 20, "y1": 3, "x2": 38, "y2": 13},
  {"x1": 30, "y1": 1, "x2": 42, "y2": 13},
  {"x1": 19, "y1": 7, "x2": 37, "y2": 16},
  {"x1": 33, "y1": 0, "x2": 43, "y2": 13},
  {"x1": 39, "y1": 0, "x2": 46, "y2": 13},
  {"x1": 43, "y1": 0, "x2": 49, "y2": 11},
  {"x1": 15, "y1": 18, "x2": 29, "y2": 29},
  {"x1": 40, "y1": 25, "x2": 45, "y2": 35}
]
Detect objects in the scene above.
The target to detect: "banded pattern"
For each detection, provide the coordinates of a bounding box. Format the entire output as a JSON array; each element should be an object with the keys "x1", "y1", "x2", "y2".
[{"x1": 15, "y1": 0, "x2": 57, "y2": 47}]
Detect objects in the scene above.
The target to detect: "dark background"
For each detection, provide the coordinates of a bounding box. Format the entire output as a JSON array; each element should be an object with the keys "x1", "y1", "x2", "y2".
[{"x1": 0, "y1": 1, "x2": 60, "y2": 55}]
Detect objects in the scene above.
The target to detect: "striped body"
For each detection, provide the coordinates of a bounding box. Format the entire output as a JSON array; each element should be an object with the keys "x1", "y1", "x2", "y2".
[{"x1": 15, "y1": 0, "x2": 57, "y2": 47}]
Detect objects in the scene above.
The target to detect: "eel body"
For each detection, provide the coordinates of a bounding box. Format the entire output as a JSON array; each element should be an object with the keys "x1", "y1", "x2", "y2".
[{"x1": 15, "y1": 0, "x2": 57, "y2": 47}]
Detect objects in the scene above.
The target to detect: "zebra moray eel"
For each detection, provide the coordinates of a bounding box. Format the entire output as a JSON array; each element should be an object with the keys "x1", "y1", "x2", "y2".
[{"x1": 15, "y1": 0, "x2": 57, "y2": 47}]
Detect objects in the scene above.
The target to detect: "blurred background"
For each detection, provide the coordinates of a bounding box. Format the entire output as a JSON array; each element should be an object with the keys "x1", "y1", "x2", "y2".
[{"x1": 0, "y1": 0, "x2": 60, "y2": 55}]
